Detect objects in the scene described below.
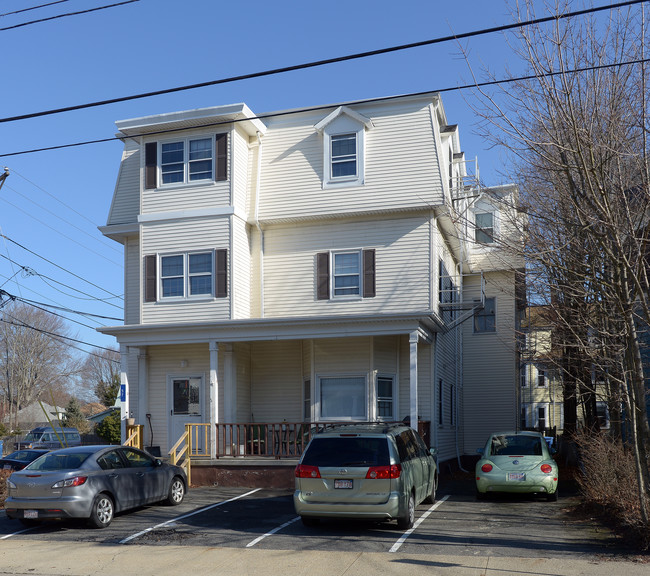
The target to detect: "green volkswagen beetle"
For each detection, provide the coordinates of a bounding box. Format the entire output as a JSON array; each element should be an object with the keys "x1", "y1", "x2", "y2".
[{"x1": 475, "y1": 431, "x2": 559, "y2": 501}]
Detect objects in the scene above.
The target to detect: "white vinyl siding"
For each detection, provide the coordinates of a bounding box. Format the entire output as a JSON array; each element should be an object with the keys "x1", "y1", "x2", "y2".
[
  {"x1": 232, "y1": 216, "x2": 250, "y2": 319},
  {"x1": 462, "y1": 271, "x2": 518, "y2": 452},
  {"x1": 141, "y1": 218, "x2": 231, "y2": 324},
  {"x1": 124, "y1": 236, "x2": 140, "y2": 324},
  {"x1": 263, "y1": 215, "x2": 431, "y2": 317},
  {"x1": 108, "y1": 141, "x2": 140, "y2": 225},
  {"x1": 233, "y1": 126, "x2": 250, "y2": 215},
  {"x1": 259, "y1": 100, "x2": 443, "y2": 220}
]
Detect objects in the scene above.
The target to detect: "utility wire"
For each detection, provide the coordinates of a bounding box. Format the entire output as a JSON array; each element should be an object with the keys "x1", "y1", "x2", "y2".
[
  {"x1": 0, "y1": 0, "x2": 644, "y2": 124},
  {"x1": 0, "y1": 233, "x2": 123, "y2": 300},
  {"x1": 0, "y1": 253, "x2": 123, "y2": 309},
  {"x1": 0, "y1": 316, "x2": 118, "y2": 359},
  {"x1": 0, "y1": 0, "x2": 139, "y2": 32},
  {"x1": 0, "y1": 1, "x2": 70, "y2": 18},
  {"x1": 2, "y1": 56, "x2": 649, "y2": 159}
]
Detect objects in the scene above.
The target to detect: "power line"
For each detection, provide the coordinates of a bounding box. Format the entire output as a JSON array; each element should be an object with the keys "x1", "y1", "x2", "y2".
[
  {"x1": 0, "y1": 233, "x2": 123, "y2": 300},
  {"x1": 0, "y1": 0, "x2": 139, "y2": 32},
  {"x1": 0, "y1": 252, "x2": 123, "y2": 308},
  {"x1": 0, "y1": 316, "x2": 119, "y2": 359},
  {"x1": 0, "y1": 0, "x2": 644, "y2": 124},
  {"x1": 0, "y1": 1, "x2": 71, "y2": 18},
  {"x1": 2, "y1": 55, "x2": 649, "y2": 160}
]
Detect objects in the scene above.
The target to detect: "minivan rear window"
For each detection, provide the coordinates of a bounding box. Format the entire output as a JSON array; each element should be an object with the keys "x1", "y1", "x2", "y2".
[{"x1": 302, "y1": 437, "x2": 389, "y2": 467}]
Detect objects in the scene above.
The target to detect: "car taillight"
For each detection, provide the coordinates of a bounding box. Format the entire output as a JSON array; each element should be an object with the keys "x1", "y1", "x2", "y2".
[
  {"x1": 295, "y1": 464, "x2": 321, "y2": 478},
  {"x1": 52, "y1": 476, "x2": 88, "y2": 489},
  {"x1": 481, "y1": 463, "x2": 493, "y2": 473},
  {"x1": 366, "y1": 464, "x2": 401, "y2": 479},
  {"x1": 540, "y1": 464, "x2": 553, "y2": 474}
]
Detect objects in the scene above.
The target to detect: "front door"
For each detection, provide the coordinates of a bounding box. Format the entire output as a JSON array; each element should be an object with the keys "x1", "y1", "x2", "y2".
[{"x1": 168, "y1": 376, "x2": 204, "y2": 451}]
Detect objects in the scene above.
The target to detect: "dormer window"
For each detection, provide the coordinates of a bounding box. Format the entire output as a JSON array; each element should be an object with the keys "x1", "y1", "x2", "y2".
[{"x1": 315, "y1": 106, "x2": 373, "y2": 189}]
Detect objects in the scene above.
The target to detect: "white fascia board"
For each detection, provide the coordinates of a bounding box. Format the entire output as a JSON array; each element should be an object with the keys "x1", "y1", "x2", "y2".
[
  {"x1": 115, "y1": 103, "x2": 267, "y2": 138},
  {"x1": 138, "y1": 206, "x2": 236, "y2": 224}
]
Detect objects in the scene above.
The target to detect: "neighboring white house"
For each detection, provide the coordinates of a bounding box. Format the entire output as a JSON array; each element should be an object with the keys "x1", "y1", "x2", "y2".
[{"x1": 99, "y1": 92, "x2": 524, "y2": 465}]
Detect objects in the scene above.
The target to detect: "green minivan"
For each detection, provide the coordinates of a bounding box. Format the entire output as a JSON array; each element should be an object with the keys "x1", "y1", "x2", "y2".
[{"x1": 294, "y1": 423, "x2": 438, "y2": 529}]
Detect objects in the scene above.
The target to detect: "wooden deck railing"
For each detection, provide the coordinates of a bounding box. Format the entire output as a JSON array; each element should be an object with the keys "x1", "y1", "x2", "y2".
[
  {"x1": 124, "y1": 424, "x2": 143, "y2": 449},
  {"x1": 214, "y1": 422, "x2": 351, "y2": 459}
]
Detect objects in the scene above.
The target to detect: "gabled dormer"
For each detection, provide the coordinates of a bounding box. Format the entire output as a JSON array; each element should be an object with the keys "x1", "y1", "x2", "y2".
[{"x1": 314, "y1": 106, "x2": 374, "y2": 189}]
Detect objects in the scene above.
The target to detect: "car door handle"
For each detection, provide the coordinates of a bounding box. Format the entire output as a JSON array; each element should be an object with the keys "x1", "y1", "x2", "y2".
[
  {"x1": 136, "y1": 472, "x2": 144, "y2": 477},
  {"x1": 108, "y1": 473, "x2": 118, "y2": 479}
]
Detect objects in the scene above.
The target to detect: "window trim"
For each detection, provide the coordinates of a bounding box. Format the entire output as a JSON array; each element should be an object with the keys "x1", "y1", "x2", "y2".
[
  {"x1": 159, "y1": 251, "x2": 214, "y2": 301},
  {"x1": 316, "y1": 249, "x2": 375, "y2": 301}
]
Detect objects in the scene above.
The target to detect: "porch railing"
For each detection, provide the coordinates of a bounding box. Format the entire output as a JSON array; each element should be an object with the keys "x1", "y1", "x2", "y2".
[
  {"x1": 124, "y1": 424, "x2": 144, "y2": 449},
  {"x1": 214, "y1": 422, "x2": 352, "y2": 459}
]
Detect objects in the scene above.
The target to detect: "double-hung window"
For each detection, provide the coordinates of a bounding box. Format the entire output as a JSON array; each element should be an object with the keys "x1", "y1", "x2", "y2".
[
  {"x1": 333, "y1": 251, "x2": 361, "y2": 297},
  {"x1": 331, "y1": 134, "x2": 357, "y2": 178},
  {"x1": 160, "y1": 252, "x2": 213, "y2": 299},
  {"x1": 376, "y1": 376, "x2": 394, "y2": 420},
  {"x1": 475, "y1": 212, "x2": 495, "y2": 244},
  {"x1": 474, "y1": 297, "x2": 496, "y2": 332},
  {"x1": 161, "y1": 137, "x2": 213, "y2": 185}
]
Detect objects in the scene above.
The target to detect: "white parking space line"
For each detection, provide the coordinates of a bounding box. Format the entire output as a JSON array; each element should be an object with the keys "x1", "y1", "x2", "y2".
[
  {"x1": 1, "y1": 526, "x2": 34, "y2": 540},
  {"x1": 119, "y1": 488, "x2": 262, "y2": 544},
  {"x1": 246, "y1": 516, "x2": 300, "y2": 547},
  {"x1": 389, "y1": 494, "x2": 449, "y2": 553}
]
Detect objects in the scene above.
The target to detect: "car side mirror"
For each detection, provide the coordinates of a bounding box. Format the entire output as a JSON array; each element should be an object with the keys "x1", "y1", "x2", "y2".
[
  {"x1": 429, "y1": 447, "x2": 438, "y2": 457},
  {"x1": 155, "y1": 459, "x2": 163, "y2": 466},
  {"x1": 477, "y1": 448, "x2": 484, "y2": 455}
]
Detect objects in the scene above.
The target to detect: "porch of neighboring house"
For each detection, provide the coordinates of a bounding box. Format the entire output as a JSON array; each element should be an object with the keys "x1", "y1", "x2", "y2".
[{"x1": 124, "y1": 419, "x2": 432, "y2": 489}]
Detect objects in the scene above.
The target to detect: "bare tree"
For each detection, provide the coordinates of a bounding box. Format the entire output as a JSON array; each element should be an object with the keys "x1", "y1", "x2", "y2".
[
  {"x1": 0, "y1": 301, "x2": 79, "y2": 431},
  {"x1": 467, "y1": 0, "x2": 650, "y2": 524},
  {"x1": 80, "y1": 346, "x2": 120, "y2": 407}
]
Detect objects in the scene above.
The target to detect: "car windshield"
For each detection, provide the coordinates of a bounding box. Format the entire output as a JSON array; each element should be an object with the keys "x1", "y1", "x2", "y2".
[
  {"x1": 302, "y1": 437, "x2": 389, "y2": 467},
  {"x1": 490, "y1": 435, "x2": 543, "y2": 456},
  {"x1": 22, "y1": 433, "x2": 42, "y2": 442},
  {"x1": 27, "y1": 451, "x2": 94, "y2": 471}
]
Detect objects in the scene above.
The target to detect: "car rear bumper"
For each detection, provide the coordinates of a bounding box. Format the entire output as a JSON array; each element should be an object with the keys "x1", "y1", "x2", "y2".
[
  {"x1": 4, "y1": 497, "x2": 93, "y2": 520},
  {"x1": 476, "y1": 474, "x2": 558, "y2": 495},
  {"x1": 293, "y1": 490, "x2": 402, "y2": 520}
]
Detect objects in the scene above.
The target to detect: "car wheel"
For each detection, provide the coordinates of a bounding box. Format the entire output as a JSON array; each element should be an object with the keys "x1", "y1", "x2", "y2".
[
  {"x1": 397, "y1": 491, "x2": 415, "y2": 530},
  {"x1": 546, "y1": 488, "x2": 559, "y2": 502},
  {"x1": 423, "y1": 472, "x2": 438, "y2": 504},
  {"x1": 88, "y1": 493, "x2": 114, "y2": 529},
  {"x1": 301, "y1": 516, "x2": 319, "y2": 527},
  {"x1": 166, "y1": 476, "x2": 185, "y2": 506}
]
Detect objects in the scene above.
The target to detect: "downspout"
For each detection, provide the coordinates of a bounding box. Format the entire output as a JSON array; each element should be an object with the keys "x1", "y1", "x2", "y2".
[
  {"x1": 254, "y1": 131, "x2": 265, "y2": 318},
  {"x1": 456, "y1": 261, "x2": 468, "y2": 473}
]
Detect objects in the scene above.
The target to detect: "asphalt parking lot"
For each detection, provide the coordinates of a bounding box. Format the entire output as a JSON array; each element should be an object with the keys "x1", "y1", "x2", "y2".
[{"x1": 0, "y1": 473, "x2": 626, "y2": 560}]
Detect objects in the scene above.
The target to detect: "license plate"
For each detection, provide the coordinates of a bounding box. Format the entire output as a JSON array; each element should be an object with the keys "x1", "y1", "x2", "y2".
[
  {"x1": 334, "y1": 479, "x2": 353, "y2": 489},
  {"x1": 507, "y1": 472, "x2": 526, "y2": 481},
  {"x1": 24, "y1": 510, "x2": 38, "y2": 519}
]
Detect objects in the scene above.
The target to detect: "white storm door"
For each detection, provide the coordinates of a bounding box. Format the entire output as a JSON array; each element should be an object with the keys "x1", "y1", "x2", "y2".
[{"x1": 168, "y1": 376, "x2": 204, "y2": 451}]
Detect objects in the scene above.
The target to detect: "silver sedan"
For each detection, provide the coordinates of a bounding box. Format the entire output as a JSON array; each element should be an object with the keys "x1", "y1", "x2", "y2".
[{"x1": 5, "y1": 445, "x2": 187, "y2": 528}]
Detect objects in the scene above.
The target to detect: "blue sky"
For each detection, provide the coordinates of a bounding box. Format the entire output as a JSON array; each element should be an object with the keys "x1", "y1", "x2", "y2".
[{"x1": 0, "y1": 0, "x2": 623, "y2": 356}]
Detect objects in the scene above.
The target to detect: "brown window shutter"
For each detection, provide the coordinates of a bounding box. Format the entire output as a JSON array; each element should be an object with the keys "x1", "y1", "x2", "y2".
[
  {"x1": 216, "y1": 249, "x2": 228, "y2": 298},
  {"x1": 145, "y1": 142, "x2": 157, "y2": 190},
  {"x1": 363, "y1": 249, "x2": 376, "y2": 298},
  {"x1": 316, "y1": 252, "x2": 330, "y2": 300},
  {"x1": 215, "y1": 133, "x2": 228, "y2": 181},
  {"x1": 144, "y1": 255, "x2": 157, "y2": 302}
]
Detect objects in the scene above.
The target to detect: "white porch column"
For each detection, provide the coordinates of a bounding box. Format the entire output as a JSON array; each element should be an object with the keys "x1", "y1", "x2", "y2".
[
  {"x1": 223, "y1": 344, "x2": 235, "y2": 422},
  {"x1": 409, "y1": 331, "x2": 419, "y2": 430},
  {"x1": 209, "y1": 341, "x2": 219, "y2": 459},
  {"x1": 119, "y1": 344, "x2": 130, "y2": 443},
  {"x1": 136, "y1": 347, "x2": 148, "y2": 425}
]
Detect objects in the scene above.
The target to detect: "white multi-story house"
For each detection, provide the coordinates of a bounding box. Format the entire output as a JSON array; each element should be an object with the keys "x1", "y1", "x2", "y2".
[{"x1": 99, "y1": 92, "x2": 523, "y2": 469}]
